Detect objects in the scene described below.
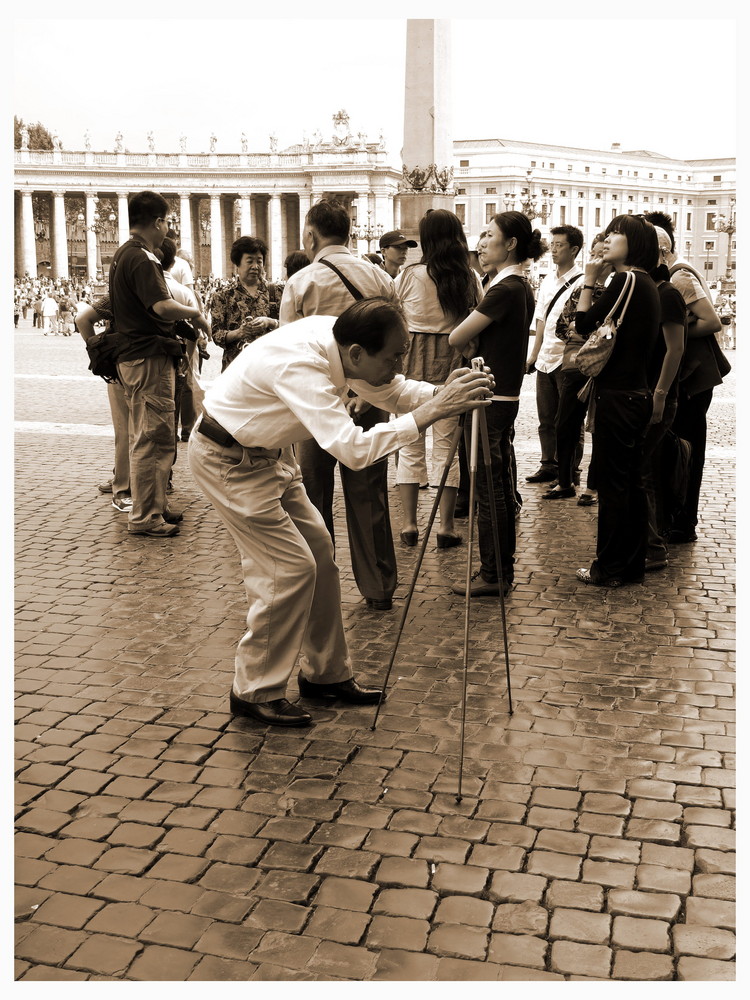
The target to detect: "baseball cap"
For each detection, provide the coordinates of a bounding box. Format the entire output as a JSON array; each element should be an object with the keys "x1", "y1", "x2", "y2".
[{"x1": 379, "y1": 231, "x2": 417, "y2": 249}]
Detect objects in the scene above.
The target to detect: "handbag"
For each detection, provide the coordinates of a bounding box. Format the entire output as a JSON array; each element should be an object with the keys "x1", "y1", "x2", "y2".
[{"x1": 575, "y1": 270, "x2": 636, "y2": 378}]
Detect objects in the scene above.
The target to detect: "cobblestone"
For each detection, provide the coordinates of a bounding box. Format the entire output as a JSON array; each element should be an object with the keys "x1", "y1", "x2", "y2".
[{"x1": 13, "y1": 335, "x2": 736, "y2": 981}]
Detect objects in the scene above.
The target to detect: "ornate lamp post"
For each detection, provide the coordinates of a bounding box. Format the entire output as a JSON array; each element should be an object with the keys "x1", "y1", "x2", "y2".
[
  {"x1": 714, "y1": 198, "x2": 736, "y2": 291},
  {"x1": 351, "y1": 210, "x2": 383, "y2": 252},
  {"x1": 504, "y1": 192, "x2": 516, "y2": 211},
  {"x1": 519, "y1": 170, "x2": 554, "y2": 224}
]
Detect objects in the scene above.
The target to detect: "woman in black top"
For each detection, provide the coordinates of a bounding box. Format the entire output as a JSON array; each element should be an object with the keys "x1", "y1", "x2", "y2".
[
  {"x1": 574, "y1": 215, "x2": 660, "y2": 586},
  {"x1": 449, "y1": 212, "x2": 543, "y2": 597}
]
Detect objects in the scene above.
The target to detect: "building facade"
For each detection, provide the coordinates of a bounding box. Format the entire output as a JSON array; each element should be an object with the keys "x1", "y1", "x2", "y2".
[
  {"x1": 453, "y1": 138, "x2": 736, "y2": 285},
  {"x1": 14, "y1": 126, "x2": 736, "y2": 287}
]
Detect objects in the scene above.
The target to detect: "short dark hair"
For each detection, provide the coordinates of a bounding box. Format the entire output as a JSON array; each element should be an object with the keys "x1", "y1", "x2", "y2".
[
  {"x1": 550, "y1": 225, "x2": 584, "y2": 254},
  {"x1": 332, "y1": 297, "x2": 406, "y2": 356},
  {"x1": 128, "y1": 191, "x2": 169, "y2": 228},
  {"x1": 230, "y1": 236, "x2": 268, "y2": 267},
  {"x1": 306, "y1": 200, "x2": 350, "y2": 243},
  {"x1": 491, "y1": 212, "x2": 546, "y2": 262},
  {"x1": 591, "y1": 232, "x2": 607, "y2": 250},
  {"x1": 160, "y1": 237, "x2": 177, "y2": 271},
  {"x1": 604, "y1": 215, "x2": 659, "y2": 271},
  {"x1": 284, "y1": 250, "x2": 311, "y2": 278},
  {"x1": 642, "y1": 211, "x2": 675, "y2": 252}
]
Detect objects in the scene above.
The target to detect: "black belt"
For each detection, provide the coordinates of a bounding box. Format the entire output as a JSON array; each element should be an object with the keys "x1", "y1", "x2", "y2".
[{"x1": 197, "y1": 412, "x2": 240, "y2": 448}]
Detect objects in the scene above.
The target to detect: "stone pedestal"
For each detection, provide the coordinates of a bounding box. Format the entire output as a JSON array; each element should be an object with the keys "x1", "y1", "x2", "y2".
[{"x1": 395, "y1": 191, "x2": 456, "y2": 248}]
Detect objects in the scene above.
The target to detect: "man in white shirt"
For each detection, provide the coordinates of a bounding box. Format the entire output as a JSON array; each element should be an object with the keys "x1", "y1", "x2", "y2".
[
  {"x1": 525, "y1": 226, "x2": 584, "y2": 485},
  {"x1": 280, "y1": 200, "x2": 401, "y2": 612},
  {"x1": 187, "y1": 297, "x2": 492, "y2": 727}
]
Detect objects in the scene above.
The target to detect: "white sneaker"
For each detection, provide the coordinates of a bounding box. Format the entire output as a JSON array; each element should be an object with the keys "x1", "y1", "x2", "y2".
[{"x1": 112, "y1": 496, "x2": 133, "y2": 512}]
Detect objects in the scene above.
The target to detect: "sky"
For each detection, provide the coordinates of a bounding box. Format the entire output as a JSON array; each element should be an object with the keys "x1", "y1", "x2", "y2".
[{"x1": 12, "y1": 6, "x2": 738, "y2": 164}]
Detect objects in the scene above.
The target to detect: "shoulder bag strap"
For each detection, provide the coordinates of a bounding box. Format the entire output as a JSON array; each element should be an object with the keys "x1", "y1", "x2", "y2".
[
  {"x1": 602, "y1": 269, "x2": 635, "y2": 325},
  {"x1": 318, "y1": 258, "x2": 364, "y2": 301},
  {"x1": 543, "y1": 273, "x2": 584, "y2": 322}
]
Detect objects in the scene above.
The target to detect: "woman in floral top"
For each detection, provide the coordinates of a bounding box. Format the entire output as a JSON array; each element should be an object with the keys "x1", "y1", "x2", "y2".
[{"x1": 209, "y1": 236, "x2": 283, "y2": 370}]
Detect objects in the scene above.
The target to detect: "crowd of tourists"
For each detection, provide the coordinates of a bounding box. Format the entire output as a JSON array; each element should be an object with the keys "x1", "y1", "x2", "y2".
[{"x1": 17, "y1": 189, "x2": 732, "y2": 726}]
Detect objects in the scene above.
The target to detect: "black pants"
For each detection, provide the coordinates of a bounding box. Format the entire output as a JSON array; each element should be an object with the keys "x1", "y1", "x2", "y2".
[
  {"x1": 296, "y1": 406, "x2": 397, "y2": 602},
  {"x1": 670, "y1": 388, "x2": 713, "y2": 533},
  {"x1": 475, "y1": 401, "x2": 518, "y2": 585},
  {"x1": 588, "y1": 387, "x2": 651, "y2": 582},
  {"x1": 556, "y1": 369, "x2": 590, "y2": 490},
  {"x1": 642, "y1": 397, "x2": 677, "y2": 559}
]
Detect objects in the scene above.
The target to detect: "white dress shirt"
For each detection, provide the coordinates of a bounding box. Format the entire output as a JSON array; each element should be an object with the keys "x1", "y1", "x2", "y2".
[
  {"x1": 533, "y1": 264, "x2": 583, "y2": 373},
  {"x1": 202, "y1": 315, "x2": 434, "y2": 470},
  {"x1": 279, "y1": 245, "x2": 398, "y2": 325}
]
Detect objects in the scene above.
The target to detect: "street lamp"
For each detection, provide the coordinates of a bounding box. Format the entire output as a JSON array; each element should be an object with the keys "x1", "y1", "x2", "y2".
[
  {"x1": 519, "y1": 170, "x2": 554, "y2": 224},
  {"x1": 504, "y1": 192, "x2": 516, "y2": 210},
  {"x1": 714, "y1": 198, "x2": 736, "y2": 291},
  {"x1": 351, "y1": 210, "x2": 383, "y2": 252}
]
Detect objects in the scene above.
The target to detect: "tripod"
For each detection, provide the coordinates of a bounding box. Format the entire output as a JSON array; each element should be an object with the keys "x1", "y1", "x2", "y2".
[{"x1": 371, "y1": 392, "x2": 515, "y2": 802}]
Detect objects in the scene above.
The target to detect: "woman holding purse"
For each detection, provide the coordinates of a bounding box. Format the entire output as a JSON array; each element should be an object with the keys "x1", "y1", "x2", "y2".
[{"x1": 574, "y1": 215, "x2": 660, "y2": 587}]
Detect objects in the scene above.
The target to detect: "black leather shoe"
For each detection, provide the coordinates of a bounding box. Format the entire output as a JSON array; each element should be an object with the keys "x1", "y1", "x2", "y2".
[
  {"x1": 229, "y1": 691, "x2": 312, "y2": 726},
  {"x1": 541, "y1": 486, "x2": 576, "y2": 500},
  {"x1": 365, "y1": 598, "x2": 393, "y2": 611},
  {"x1": 298, "y1": 676, "x2": 383, "y2": 705},
  {"x1": 163, "y1": 508, "x2": 184, "y2": 524},
  {"x1": 451, "y1": 572, "x2": 510, "y2": 597},
  {"x1": 436, "y1": 532, "x2": 463, "y2": 549},
  {"x1": 525, "y1": 467, "x2": 558, "y2": 483}
]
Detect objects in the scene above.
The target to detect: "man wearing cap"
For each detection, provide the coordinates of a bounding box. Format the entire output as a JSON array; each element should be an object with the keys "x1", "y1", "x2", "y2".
[
  {"x1": 279, "y1": 200, "x2": 401, "y2": 611},
  {"x1": 379, "y1": 230, "x2": 417, "y2": 279}
]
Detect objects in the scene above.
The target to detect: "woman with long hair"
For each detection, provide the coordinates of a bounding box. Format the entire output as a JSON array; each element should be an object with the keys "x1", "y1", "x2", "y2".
[
  {"x1": 448, "y1": 212, "x2": 543, "y2": 596},
  {"x1": 395, "y1": 209, "x2": 482, "y2": 547},
  {"x1": 574, "y1": 214, "x2": 660, "y2": 587}
]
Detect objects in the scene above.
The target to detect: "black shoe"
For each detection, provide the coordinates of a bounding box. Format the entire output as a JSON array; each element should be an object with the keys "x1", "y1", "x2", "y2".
[
  {"x1": 668, "y1": 529, "x2": 697, "y2": 543},
  {"x1": 541, "y1": 486, "x2": 576, "y2": 500},
  {"x1": 365, "y1": 598, "x2": 393, "y2": 611},
  {"x1": 525, "y1": 467, "x2": 558, "y2": 483},
  {"x1": 436, "y1": 532, "x2": 463, "y2": 549},
  {"x1": 229, "y1": 691, "x2": 312, "y2": 727},
  {"x1": 163, "y1": 508, "x2": 184, "y2": 524},
  {"x1": 298, "y1": 675, "x2": 383, "y2": 705},
  {"x1": 400, "y1": 530, "x2": 418, "y2": 546},
  {"x1": 451, "y1": 571, "x2": 510, "y2": 598},
  {"x1": 645, "y1": 557, "x2": 668, "y2": 572}
]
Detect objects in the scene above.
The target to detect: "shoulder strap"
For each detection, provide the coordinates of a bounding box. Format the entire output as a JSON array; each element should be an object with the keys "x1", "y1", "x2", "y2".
[
  {"x1": 669, "y1": 261, "x2": 713, "y2": 301},
  {"x1": 603, "y1": 269, "x2": 635, "y2": 325},
  {"x1": 543, "y1": 273, "x2": 584, "y2": 322},
  {"x1": 318, "y1": 258, "x2": 364, "y2": 301}
]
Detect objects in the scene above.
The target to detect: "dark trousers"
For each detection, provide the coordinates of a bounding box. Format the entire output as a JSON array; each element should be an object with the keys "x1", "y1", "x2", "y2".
[
  {"x1": 296, "y1": 406, "x2": 397, "y2": 602},
  {"x1": 642, "y1": 398, "x2": 677, "y2": 560},
  {"x1": 670, "y1": 388, "x2": 713, "y2": 533},
  {"x1": 459, "y1": 424, "x2": 521, "y2": 510},
  {"x1": 556, "y1": 370, "x2": 590, "y2": 490},
  {"x1": 475, "y1": 401, "x2": 518, "y2": 585},
  {"x1": 588, "y1": 388, "x2": 651, "y2": 582}
]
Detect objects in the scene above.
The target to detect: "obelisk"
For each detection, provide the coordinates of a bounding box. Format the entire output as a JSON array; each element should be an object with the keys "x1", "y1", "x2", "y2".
[{"x1": 396, "y1": 19, "x2": 455, "y2": 237}]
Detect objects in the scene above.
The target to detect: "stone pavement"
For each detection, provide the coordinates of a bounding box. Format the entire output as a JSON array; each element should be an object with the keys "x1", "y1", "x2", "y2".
[{"x1": 14, "y1": 325, "x2": 736, "y2": 982}]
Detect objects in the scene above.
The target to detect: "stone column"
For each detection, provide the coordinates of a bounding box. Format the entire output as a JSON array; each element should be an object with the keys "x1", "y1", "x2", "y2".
[
  {"x1": 239, "y1": 195, "x2": 252, "y2": 237},
  {"x1": 298, "y1": 193, "x2": 311, "y2": 247},
  {"x1": 397, "y1": 19, "x2": 455, "y2": 236},
  {"x1": 355, "y1": 191, "x2": 370, "y2": 255},
  {"x1": 179, "y1": 192, "x2": 193, "y2": 256},
  {"x1": 85, "y1": 193, "x2": 99, "y2": 277},
  {"x1": 269, "y1": 192, "x2": 283, "y2": 281},
  {"x1": 210, "y1": 194, "x2": 224, "y2": 277},
  {"x1": 117, "y1": 192, "x2": 130, "y2": 246},
  {"x1": 52, "y1": 191, "x2": 68, "y2": 279},
  {"x1": 21, "y1": 191, "x2": 37, "y2": 276},
  {"x1": 375, "y1": 193, "x2": 394, "y2": 235}
]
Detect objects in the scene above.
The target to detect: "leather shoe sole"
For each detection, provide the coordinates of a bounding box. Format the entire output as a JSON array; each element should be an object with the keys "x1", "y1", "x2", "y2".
[
  {"x1": 298, "y1": 676, "x2": 383, "y2": 705},
  {"x1": 229, "y1": 692, "x2": 312, "y2": 726}
]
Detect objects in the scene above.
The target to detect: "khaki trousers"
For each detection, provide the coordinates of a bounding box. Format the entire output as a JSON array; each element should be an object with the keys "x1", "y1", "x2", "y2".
[
  {"x1": 188, "y1": 430, "x2": 353, "y2": 702},
  {"x1": 117, "y1": 355, "x2": 176, "y2": 531},
  {"x1": 107, "y1": 381, "x2": 132, "y2": 499}
]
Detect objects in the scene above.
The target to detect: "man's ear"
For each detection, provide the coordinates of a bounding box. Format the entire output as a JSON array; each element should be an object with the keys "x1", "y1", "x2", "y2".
[{"x1": 347, "y1": 343, "x2": 364, "y2": 367}]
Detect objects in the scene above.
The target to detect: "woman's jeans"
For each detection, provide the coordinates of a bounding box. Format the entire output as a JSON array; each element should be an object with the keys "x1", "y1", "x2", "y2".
[{"x1": 475, "y1": 400, "x2": 518, "y2": 585}]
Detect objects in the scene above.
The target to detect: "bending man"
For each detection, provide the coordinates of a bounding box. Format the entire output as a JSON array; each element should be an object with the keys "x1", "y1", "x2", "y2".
[{"x1": 188, "y1": 297, "x2": 493, "y2": 727}]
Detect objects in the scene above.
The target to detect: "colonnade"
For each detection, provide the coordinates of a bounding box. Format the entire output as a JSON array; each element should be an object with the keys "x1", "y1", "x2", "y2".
[{"x1": 15, "y1": 186, "x2": 397, "y2": 282}]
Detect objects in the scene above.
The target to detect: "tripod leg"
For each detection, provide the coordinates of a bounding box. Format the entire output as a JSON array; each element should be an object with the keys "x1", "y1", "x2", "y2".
[
  {"x1": 371, "y1": 415, "x2": 466, "y2": 730},
  {"x1": 477, "y1": 407, "x2": 514, "y2": 715},
  {"x1": 456, "y1": 408, "x2": 480, "y2": 801}
]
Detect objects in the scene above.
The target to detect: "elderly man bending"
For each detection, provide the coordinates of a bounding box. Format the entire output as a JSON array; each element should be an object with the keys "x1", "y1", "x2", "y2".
[{"x1": 188, "y1": 297, "x2": 493, "y2": 727}]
